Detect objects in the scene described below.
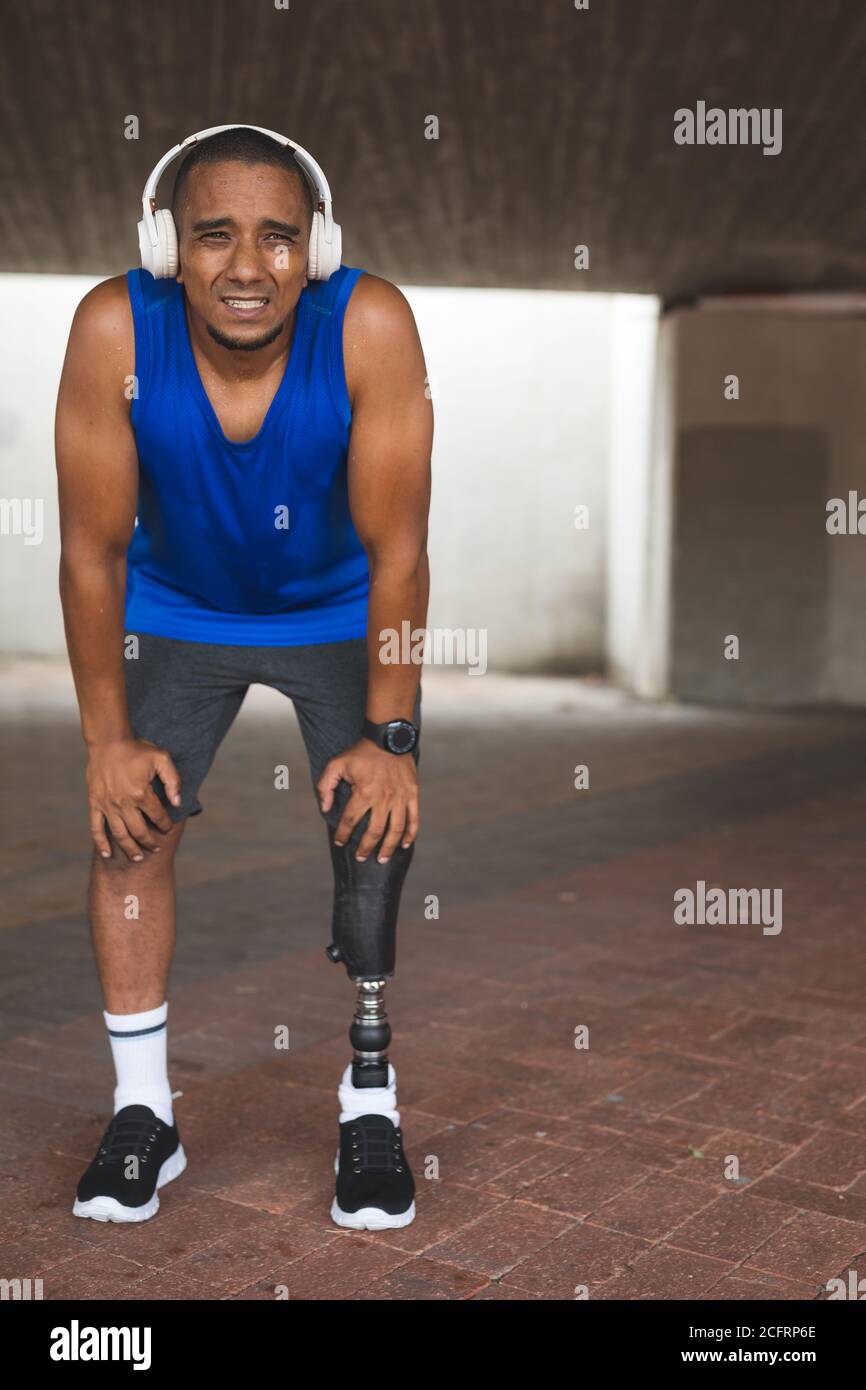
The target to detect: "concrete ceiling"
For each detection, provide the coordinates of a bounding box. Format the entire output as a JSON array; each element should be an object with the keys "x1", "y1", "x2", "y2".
[{"x1": 2, "y1": 0, "x2": 865, "y2": 302}]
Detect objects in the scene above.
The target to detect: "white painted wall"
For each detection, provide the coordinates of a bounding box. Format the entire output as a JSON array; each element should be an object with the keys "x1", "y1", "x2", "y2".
[
  {"x1": 0, "y1": 274, "x2": 98, "y2": 656},
  {"x1": 0, "y1": 273, "x2": 631, "y2": 668},
  {"x1": 403, "y1": 284, "x2": 614, "y2": 672}
]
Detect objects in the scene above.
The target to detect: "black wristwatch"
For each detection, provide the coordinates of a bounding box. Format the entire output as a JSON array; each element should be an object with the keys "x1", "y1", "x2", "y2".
[{"x1": 362, "y1": 717, "x2": 419, "y2": 755}]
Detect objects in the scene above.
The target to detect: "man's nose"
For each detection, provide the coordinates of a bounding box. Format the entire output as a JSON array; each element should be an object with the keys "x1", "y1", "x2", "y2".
[{"x1": 225, "y1": 241, "x2": 267, "y2": 281}]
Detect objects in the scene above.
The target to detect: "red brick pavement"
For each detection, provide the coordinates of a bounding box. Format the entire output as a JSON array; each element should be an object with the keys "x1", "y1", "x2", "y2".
[{"x1": 1, "y1": 680, "x2": 866, "y2": 1300}]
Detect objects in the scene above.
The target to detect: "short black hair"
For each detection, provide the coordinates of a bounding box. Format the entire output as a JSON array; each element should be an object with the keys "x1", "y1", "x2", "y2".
[{"x1": 170, "y1": 127, "x2": 315, "y2": 234}]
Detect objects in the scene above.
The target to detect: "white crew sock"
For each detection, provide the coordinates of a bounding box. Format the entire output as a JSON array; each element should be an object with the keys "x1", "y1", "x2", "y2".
[
  {"x1": 104, "y1": 1002, "x2": 174, "y2": 1127},
  {"x1": 338, "y1": 1062, "x2": 400, "y2": 1127}
]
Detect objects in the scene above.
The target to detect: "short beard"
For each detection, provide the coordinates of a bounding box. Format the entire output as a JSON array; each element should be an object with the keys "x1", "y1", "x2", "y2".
[{"x1": 205, "y1": 318, "x2": 287, "y2": 352}]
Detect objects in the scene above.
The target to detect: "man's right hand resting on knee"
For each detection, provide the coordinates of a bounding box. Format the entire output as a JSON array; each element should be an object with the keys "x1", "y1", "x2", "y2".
[{"x1": 86, "y1": 736, "x2": 182, "y2": 861}]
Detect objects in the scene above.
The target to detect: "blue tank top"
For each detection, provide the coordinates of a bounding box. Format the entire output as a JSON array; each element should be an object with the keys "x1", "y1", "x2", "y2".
[{"x1": 124, "y1": 264, "x2": 370, "y2": 645}]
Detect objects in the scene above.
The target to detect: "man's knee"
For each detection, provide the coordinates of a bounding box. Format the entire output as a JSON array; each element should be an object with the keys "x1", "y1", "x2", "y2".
[{"x1": 93, "y1": 819, "x2": 187, "y2": 874}]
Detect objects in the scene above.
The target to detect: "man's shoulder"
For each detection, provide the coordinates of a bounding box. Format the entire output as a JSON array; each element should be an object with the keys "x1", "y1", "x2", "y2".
[
  {"x1": 346, "y1": 271, "x2": 414, "y2": 330},
  {"x1": 342, "y1": 272, "x2": 421, "y2": 395},
  {"x1": 69, "y1": 273, "x2": 134, "y2": 352}
]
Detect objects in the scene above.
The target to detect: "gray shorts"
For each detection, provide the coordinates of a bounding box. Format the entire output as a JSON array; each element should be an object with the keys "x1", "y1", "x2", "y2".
[
  {"x1": 124, "y1": 632, "x2": 422, "y2": 829},
  {"x1": 123, "y1": 632, "x2": 422, "y2": 981}
]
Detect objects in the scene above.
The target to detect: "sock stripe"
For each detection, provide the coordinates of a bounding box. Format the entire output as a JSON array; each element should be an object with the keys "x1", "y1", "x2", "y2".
[{"x1": 106, "y1": 1022, "x2": 167, "y2": 1040}]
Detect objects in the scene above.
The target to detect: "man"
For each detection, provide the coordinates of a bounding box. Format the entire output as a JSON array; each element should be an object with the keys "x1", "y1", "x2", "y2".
[{"x1": 55, "y1": 125, "x2": 432, "y2": 1230}]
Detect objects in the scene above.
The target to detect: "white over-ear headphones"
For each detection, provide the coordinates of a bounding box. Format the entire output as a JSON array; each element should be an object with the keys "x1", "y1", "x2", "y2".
[{"x1": 137, "y1": 123, "x2": 342, "y2": 281}]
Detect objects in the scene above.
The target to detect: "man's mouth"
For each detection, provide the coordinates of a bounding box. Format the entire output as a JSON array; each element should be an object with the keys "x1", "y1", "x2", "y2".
[{"x1": 221, "y1": 296, "x2": 269, "y2": 317}]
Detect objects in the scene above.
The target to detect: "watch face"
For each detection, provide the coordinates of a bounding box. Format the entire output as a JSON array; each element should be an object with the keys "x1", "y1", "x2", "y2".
[{"x1": 385, "y1": 720, "x2": 417, "y2": 754}]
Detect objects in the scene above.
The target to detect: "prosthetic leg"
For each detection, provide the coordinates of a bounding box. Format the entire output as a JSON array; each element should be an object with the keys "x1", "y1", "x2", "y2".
[
  {"x1": 323, "y1": 823, "x2": 414, "y2": 1083},
  {"x1": 324, "y1": 822, "x2": 417, "y2": 1228},
  {"x1": 346, "y1": 978, "x2": 390, "y2": 1086}
]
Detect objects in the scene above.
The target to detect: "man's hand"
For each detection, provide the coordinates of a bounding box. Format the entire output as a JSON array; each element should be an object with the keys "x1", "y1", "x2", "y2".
[
  {"x1": 87, "y1": 737, "x2": 182, "y2": 862},
  {"x1": 318, "y1": 740, "x2": 420, "y2": 863}
]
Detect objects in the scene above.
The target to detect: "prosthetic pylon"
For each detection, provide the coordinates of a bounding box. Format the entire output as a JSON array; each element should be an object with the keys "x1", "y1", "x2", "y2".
[{"x1": 348, "y1": 978, "x2": 390, "y2": 1088}]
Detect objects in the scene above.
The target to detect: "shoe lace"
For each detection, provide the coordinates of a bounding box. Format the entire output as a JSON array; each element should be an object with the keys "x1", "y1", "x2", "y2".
[
  {"x1": 97, "y1": 1115, "x2": 162, "y2": 1168},
  {"x1": 349, "y1": 1117, "x2": 404, "y2": 1175}
]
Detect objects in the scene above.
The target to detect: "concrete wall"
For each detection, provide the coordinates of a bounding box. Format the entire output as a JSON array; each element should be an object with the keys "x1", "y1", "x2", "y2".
[
  {"x1": 619, "y1": 299, "x2": 866, "y2": 706},
  {"x1": 0, "y1": 273, "x2": 626, "y2": 670},
  {"x1": 605, "y1": 295, "x2": 662, "y2": 690}
]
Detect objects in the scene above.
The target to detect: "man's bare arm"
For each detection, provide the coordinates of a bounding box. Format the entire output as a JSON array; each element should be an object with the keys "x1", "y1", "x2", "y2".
[
  {"x1": 317, "y1": 274, "x2": 433, "y2": 864},
  {"x1": 345, "y1": 274, "x2": 432, "y2": 721},
  {"x1": 55, "y1": 277, "x2": 181, "y2": 860}
]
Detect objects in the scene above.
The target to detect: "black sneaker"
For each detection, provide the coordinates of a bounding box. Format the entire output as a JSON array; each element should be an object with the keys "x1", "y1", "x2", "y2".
[
  {"x1": 331, "y1": 1112, "x2": 416, "y2": 1230},
  {"x1": 73, "y1": 1104, "x2": 186, "y2": 1223}
]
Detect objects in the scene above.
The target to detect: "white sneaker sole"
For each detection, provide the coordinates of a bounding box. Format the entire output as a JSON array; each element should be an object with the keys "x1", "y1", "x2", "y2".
[
  {"x1": 330, "y1": 1197, "x2": 416, "y2": 1230},
  {"x1": 72, "y1": 1143, "x2": 187, "y2": 1223},
  {"x1": 331, "y1": 1150, "x2": 415, "y2": 1230}
]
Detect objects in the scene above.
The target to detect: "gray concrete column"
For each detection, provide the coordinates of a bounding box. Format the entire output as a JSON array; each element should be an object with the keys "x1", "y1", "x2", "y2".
[{"x1": 611, "y1": 297, "x2": 866, "y2": 707}]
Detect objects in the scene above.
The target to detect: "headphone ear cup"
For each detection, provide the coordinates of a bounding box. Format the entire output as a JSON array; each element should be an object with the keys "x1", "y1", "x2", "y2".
[
  {"x1": 137, "y1": 216, "x2": 154, "y2": 276},
  {"x1": 325, "y1": 220, "x2": 343, "y2": 279},
  {"x1": 307, "y1": 212, "x2": 342, "y2": 281},
  {"x1": 307, "y1": 212, "x2": 322, "y2": 281},
  {"x1": 155, "y1": 208, "x2": 179, "y2": 279},
  {"x1": 138, "y1": 208, "x2": 178, "y2": 279}
]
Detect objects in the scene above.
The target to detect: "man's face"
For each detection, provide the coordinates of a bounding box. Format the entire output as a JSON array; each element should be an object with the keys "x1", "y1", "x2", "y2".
[{"x1": 175, "y1": 160, "x2": 310, "y2": 351}]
